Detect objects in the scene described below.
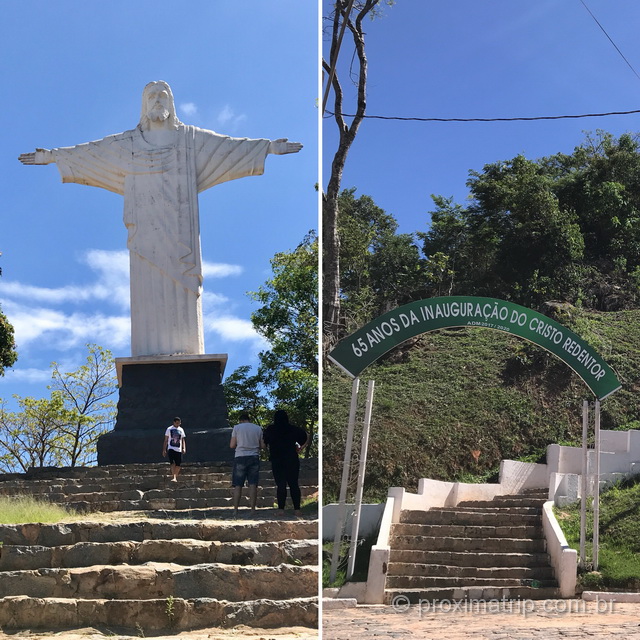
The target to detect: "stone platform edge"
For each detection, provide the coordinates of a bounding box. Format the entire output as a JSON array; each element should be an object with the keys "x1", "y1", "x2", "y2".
[{"x1": 115, "y1": 353, "x2": 228, "y2": 386}]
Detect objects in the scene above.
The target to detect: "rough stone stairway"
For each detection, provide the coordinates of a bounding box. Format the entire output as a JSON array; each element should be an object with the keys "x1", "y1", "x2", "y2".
[
  {"x1": 385, "y1": 490, "x2": 560, "y2": 604},
  {"x1": 0, "y1": 461, "x2": 318, "y2": 634},
  {"x1": 0, "y1": 461, "x2": 318, "y2": 514}
]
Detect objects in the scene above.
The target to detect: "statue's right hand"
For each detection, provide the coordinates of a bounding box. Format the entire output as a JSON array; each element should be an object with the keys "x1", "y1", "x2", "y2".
[{"x1": 18, "y1": 149, "x2": 52, "y2": 165}]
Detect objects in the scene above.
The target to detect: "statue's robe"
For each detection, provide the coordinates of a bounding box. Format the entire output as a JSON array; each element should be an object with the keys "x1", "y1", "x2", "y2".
[{"x1": 52, "y1": 124, "x2": 270, "y2": 357}]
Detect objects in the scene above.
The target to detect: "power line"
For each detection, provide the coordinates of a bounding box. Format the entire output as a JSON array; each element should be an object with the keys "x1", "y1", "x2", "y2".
[
  {"x1": 579, "y1": 0, "x2": 640, "y2": 84},
  {"x1": 323, "y1": 108, "x2": 640, "y2": 123}
]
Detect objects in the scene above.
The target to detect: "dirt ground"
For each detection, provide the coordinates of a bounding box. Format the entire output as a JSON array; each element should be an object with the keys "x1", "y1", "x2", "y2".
[{"x1": 0, "y1": 626, "x2": 317, "y2": 640}]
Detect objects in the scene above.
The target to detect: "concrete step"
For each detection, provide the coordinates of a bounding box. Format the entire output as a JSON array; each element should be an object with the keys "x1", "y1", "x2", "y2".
[
  {"x1": 0, "y1": 519, "x2": 318, "y2": 547},
  {"x1": 0, "y1": 562, "x2": 318, "y2": 600},
  {"x1": 389, "y1": 549, "x2": 551, "y2": 568},
  {"x1": 400, "y1": 509, "x2": 540, "y2": 527},
  {"x1": 385, "y1": 574, "x2": 558, "y2": 589},
  {"x1": 0, "y1": 538, "x2": 318, "y2": 571},
  {"x1": 431, "y1": 506, "x2": 541, "y2": 515},
  {"x1": 390, "y1": 535, "x2": 546, "y2": 554},
  {"x1": 0, "y1": 595, "x2": 318, "y2": 631},
  {"x1": 392, "y1": 523, "x2": 542, "y2": 539},
  {"x1": 384, "y1": 586, "x2": 561, "y2": 604},
  {"x1": 386, "y1": 562, "x2": 554, "y2": 580},
  {"x1": 458, "y1": 497, "x2": 546, "y2": 508}
]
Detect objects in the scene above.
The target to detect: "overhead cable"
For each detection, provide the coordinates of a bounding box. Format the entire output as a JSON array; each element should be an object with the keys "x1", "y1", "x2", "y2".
[
  {"x1": 579, "y1": 0, "x2": 640, "y2": 84},
  {"x1": 323, "y1": 108, "x2": 640, "y2": 123}
]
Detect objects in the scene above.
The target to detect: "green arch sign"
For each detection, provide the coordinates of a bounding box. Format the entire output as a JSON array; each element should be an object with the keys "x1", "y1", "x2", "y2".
[{"x1": 328, "y1": 296, "x2": 622, "y2": 401}]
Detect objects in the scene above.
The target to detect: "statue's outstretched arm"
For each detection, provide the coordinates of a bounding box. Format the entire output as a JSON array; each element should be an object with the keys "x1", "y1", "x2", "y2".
[
  {"x1": 18, "y1": 149, "x2": 55, "y2": 165},
  {"x1": 268, "y1": 138, "x2": 303, "y2": 155}
]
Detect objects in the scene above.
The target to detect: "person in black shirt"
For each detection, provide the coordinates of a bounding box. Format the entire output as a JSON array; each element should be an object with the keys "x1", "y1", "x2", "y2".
[{"x1": 263, "y1": 409, "x2": 308, "y2": 516}]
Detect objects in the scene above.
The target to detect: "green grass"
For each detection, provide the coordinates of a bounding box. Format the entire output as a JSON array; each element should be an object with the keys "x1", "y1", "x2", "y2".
[
  {"x1": 0, "y1": 495, "x2": 79, "y2": 524},
  {"x1": 323, "y1": 307, "x2": 640, "y2": 502},
  {"x1": 555, "y1": 476, "x2": 640, "y2": 590},
  {"x1": 322, "y1": 534, "x2": 376, "y2": 588}
]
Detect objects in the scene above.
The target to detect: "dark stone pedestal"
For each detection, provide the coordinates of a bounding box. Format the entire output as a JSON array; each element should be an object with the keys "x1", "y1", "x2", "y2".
[{"x1": 97, "y1": 354, "x2": 234, "y2": 466}]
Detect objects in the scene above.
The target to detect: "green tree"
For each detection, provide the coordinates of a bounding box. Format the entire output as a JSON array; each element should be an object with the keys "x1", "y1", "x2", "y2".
[
  {"x1": 223, "y1": 365, "x2": 270, "y2": 426},
  {"x1": 251, "y1": 232, "x2": 318, "y2": 378},
  {"x1": 0, "y1": 344, "x2": 116, "y2": 471},
  {"x1": 0, "y1": 304, "x2": 17, "y2": 376},
  {"x1": 338, "y1": 188, "x2": 423, "y2": 330},
  {"x1": 0, "y1": 394, "x2": 68, "y2": 472},
  {"x1": 224, "y1": 232, "x2": 318, "y2": 455},
  {"x1": 422, "y1": 132, "x2": 640, "y2": 311},
  {"x1": 50, "y1": 344, "x2": 117, "y2": 467}
]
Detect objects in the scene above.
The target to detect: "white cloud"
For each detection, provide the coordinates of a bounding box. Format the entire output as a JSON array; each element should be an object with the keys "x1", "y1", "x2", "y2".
[
  {"x1": 216, "y1": 105, "x2": 247, "y2": 130},
  {"x1": 2, "y1": 301, "x2": 130, "y2": 352},
  {"x1": 180, "y1": 102, "x2": 198, "y2": 116},
  {"x1": 0, "y1": 249, "x2": 130, "y2": 310},
  {"x1": 0, "y1": 248, "x2": 255, "y2": 358},
  {"x1": 204, "y1": 314, "x2": 268, "y2": 349},
  {"x1": 0, "y1": 367, "x2": 51, "y2": 385},
  {"x1": 202, "y1": 261, "x2": 243, "y2": 278}
]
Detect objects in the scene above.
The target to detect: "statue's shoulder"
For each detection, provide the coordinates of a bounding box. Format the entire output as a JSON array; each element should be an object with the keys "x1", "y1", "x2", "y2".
[
  {"x1": 183, "y1": 123, "x2": 226, "y2": 140},
  {"x1": 81, "y1": 128, "x2": 139, "y2": 147}
]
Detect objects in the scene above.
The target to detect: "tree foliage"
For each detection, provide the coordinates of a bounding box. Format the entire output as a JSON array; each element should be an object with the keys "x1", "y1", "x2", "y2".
[
  {"x1": 0, "y1": 344, "x2": 116, "y2": 472},
  {"x1": 0, "y1": 304, "x2": 17, "y2": 376},
  {"x1": 420, "y1": 131, "x2": 640, "y2": 311},
  {"x1": 338, "y1": 188, "x2": 424, "y2": 332},
  {"x1": 224, "y1": 233, "x2": 318, "y2": 456},
  {"x1": 50, "y1": 344, "x2": 117, "y2": 467},
  {"x1": 333, "y1": 131, "x2": 640, "y2": 340}
]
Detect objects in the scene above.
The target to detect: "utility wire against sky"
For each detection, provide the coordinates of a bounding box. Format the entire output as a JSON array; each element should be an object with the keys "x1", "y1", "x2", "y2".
[
  {"x1": 325, "y1": 2, "x2": 640, "y2": 126},
  {"x1": 579, "y1": 0, "x2": 640, "y2": 85},
  {"x1": 323, "y1": 108, "x2": 640, "y2": 123}
]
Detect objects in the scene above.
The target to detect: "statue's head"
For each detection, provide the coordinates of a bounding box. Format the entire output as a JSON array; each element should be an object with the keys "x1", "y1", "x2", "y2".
[{"x1": 139, "y1": 81, "x2": 181, "y2": 130}]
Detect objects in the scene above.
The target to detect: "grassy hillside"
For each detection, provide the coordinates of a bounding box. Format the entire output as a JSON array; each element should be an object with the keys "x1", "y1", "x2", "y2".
[
  {"x1": 556, "y1": 476, "x2": 640, "y2": 591},
  {"x1": 323, "y1": 307, "x2": 640, "y2": 502}
]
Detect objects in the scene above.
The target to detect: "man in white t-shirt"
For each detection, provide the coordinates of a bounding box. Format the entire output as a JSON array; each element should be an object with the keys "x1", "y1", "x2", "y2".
[
  {"x1": 162, "y1": 417, "x2": 187, "y2": 482},
  {"x1": 230, "y1": 411, "x2": 265, "y2": 517}
]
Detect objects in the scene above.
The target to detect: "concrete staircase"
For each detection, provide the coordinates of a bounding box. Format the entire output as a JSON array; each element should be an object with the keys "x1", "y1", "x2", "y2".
[
  {"x1": 0, "y1": 461, "x2": 318, "y2": 633},
  {"x1": 385, "y1": 490, "x2": 560, "y2": 604}
]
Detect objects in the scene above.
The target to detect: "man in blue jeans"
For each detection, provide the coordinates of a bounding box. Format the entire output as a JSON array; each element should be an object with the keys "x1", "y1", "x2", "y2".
[{"x1": 230, "y1": 411, "x2": 265, "y2": 518}]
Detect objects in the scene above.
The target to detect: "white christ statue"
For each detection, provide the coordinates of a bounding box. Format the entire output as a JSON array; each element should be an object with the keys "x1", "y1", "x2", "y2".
[{"x1": 19, "y1": 80, "x2": 302, "y2": 358}]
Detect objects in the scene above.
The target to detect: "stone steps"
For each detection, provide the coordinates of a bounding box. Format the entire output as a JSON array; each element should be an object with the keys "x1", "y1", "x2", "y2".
[
  {"x1": 386, "y1": 574, "x2": 557, "y2": 589},
  {"x1": 0, "y1": 460, "x2": 317, "y2": 515},
  {"x1": 387, "y1": 562, "x2": 554, "y2": 580},
  {"x1": 0, "y1": 538, "x2": 317, "y2": 571},
  {"x1": 389, "y1": 549, "x2": 551, "y2": 568},
  {"x1": 0, "y1": 595, "x2": 318, "y2": 632},
  {"x1": 59, "y1": 490, "x2": 318, "y2": 514},
  {"x1": 401, "y1": 508, "x2": 541, "y2": 527},
  {"x1": 392, "y1": 523, "x2": 542, "y2": 538},
  {"x1": 391, "y1": 535, "x2": 546, "y2": 553},
  {"x1": 0, "y1": 462, "x2": 318, "y2": 632},
  {"x1": 386, "y1": 493, "x2": 558, "y2": 602},
  {"x1": 458, "y1": 497, "x2": 547, "y2": 508},
  {"x1": 0, "y1": 470, "x2": 318, "y2": 492},
  {"x1": 0, "y1": 562, "x2": 318, "y2": 600},
  {"x1": 0, "y1": 519, "x2": 318, "y2": 546}
]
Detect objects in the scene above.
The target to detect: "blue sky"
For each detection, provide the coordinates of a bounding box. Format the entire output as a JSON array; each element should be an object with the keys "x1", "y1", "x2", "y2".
[
  {"x1": 323, "y1": 0, "x2": 640, "y2": 233},
  {"x1": 1, "y1": 1, "x2": 319, "y2": 408}
]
